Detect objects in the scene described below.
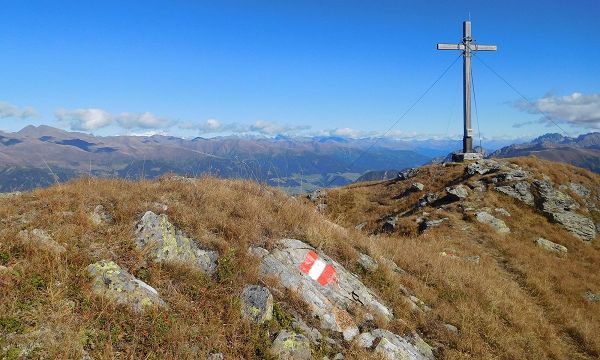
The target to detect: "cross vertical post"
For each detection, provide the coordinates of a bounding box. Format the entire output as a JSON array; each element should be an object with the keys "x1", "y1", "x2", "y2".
[{"x1": 437, "y1": 21, "x2": 496, "y2": 156}]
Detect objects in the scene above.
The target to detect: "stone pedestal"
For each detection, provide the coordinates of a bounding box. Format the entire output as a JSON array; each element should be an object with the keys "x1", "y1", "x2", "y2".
[{"x1": 452, "y1": 152, "x2": 483, "y2": 162}]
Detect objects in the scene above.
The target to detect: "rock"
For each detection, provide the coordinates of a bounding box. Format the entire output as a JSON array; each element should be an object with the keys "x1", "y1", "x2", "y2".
[
  {"x1": 308, "y1": 189, "x2": 327, "y2": 202},
  {"x1": 152, "y1": 202, "x2": 169, "y2": 211},
  {"x1": 369, "y1": 329, "x2": 433, "y2": 360},
  {"x1": 444, "y1": 324, "x2": 458, "y2": 333},
  {"x1": 0, "y1": 265, "x2": 8, "y2": 272},
  {"x1": 566, "y1": 183, "x2": 591, "y2": 198},
  {"x1": 419, "y1": 218, "x2": 448, "y2": 232},
  {"x1": 135, "y1": 211, "x2": 218, "y2": 273},
  {"x1": 495, "y1": 182, "x2": 534, "y2": 206},
  {"x1": 0, "y1": 191, "x2": 22, "y2": 199},
  {"x1": 410, "y1": 183, "x2": 425, "y2": 192},
  {"x1": 270, "y1": 330, "x2": 312, "y2": 360},
  {"x1": 356, "y1": 332, "x2": 377, "y2": 348},
  {"x1": 358, "y1": 253, "x2": 378, "y2": 272},
  {"x1": 240, "y1": 285, "x2": 273, "y2": 324},
  {"x1": 207, "y1": 353, "x2": 224, "y2": 360},
  {"x1": 408, "y1": 296, "x2": 431, "y2": 312},
  {"x1": 465, "y1": 159, "x2": 502, "y2": 176},
  {"x1": 333, "y1": 353, "x2": 344, "y2": 360},
  {"x1": 355, "y1": 222, "x2": 367, "y2": 231},
  {"x1": 19, "y1": 229, "x2": 66, "y2": 254},
  {"x1": 87, "y1": 260, "x2": 165, "y2": 312},
  {"x1": 534, "y1": 181, "x2": 596, "y2": 242},
  {"x1": 398, "y1": 168, "x2": 419, "y2": 180},
  {"x1": 382, "y1": 215, "x2": 398, "y2": 233},
  {"x1": 470, "y1": 180, "x2": 486, "y2": 192},
  {"x1": 418, "y1": 193, "x2": 438, "y2": 207},
  {"x1": 446, "y1": 185, "x2": 469, "y2": 200},
  {"x1": 90, "y1": 205, "x2": 114, "y2": 225},
  {"x1": 494, "y1": 208, "x2": 511, "y2": 217},
  {"x1": 378, "y1": 257, "x2": 406, "y2": 275},
  {"x1": 535, "y1": 238, "x2": 567, "y2": 253},
  {"x1": 475, "y1": 211, "x2": 510, "y2": 234},
  {"x1": 291, "y1": 314, "x2": 323, "y2": 344},
  {"x1": 316, "y1": 203, "x2": 328, "y2": 213},
  {"x1": 250, "y1": 239, "x2": 393, "y2": 341},
  {"x1": 494, "y1": 169, "x2": 530, "y2": 182},
  {"x1": 584, "y1": 291, "x2": 600, "y2": 303}
]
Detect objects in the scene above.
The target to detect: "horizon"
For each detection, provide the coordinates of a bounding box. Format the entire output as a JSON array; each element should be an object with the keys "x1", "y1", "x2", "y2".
[{"x1": 0, "y1": 1, "x2": 599, "y2": 141}]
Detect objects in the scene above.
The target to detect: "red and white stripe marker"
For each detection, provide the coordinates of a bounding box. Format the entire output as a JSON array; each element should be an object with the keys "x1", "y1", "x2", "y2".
[{"x1": 299, "y1": 250, "x2": 336, "y2": 286}]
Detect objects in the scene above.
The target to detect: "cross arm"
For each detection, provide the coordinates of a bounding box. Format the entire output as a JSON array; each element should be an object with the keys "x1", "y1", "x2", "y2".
[
  {"x1": 437, "y1": 43, "x2": 465, "y2": 50},
  {"x1": 473, "y1": 44, "x2": 497, "y2": 51}
]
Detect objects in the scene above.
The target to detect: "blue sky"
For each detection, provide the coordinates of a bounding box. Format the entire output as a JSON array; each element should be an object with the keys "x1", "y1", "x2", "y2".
[{"x1": 0, "y1": 0, "x2": 598, "y2": 140}]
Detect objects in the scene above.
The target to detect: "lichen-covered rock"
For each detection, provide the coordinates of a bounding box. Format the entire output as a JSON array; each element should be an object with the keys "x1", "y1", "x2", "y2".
[
  {"x1": 466, "y1": 159, "x2": 502, "y2": 175},
  {"x1": 291, "y1": 314, "x2": 323, "y2": 345},
  {"x1": 358, "y1": 253, "x2": 378, "y2": 272},
  {"x1": 90, "y1": 205, "x2": 114, "y2": 225},
  {"x1": 135, "y1": 211, "x2": 218, "y2": 273},
  {"x1": 410, "y1": 183, "x2": 425, "y2": 192},
  {"x1": 565, "y1": 182, "x2": 591, "y2": 198},
  {"x1": 535, "y1": 181, "x2": 580, "y2": 212},
  {"x1": 445, "y1": 185, "x2": 469, "y2": 200},
  {"x1": 535, "y1": 238, "x2": 567, "y2": 253},
  {"x1": 87, "y1": 260, "x2": 165, "y2": 312},
  {"x1": 240, "y1": 285, "x2": 273, "y2": 324},
  {"x1": 19, "y1": 229, "x2": 66, "y2": 254},
  {"x1": 250, "y1": 239, "x2": 393, "y2": 341},
  {"x1": 398, "y1": 168, "x2": 419, "y2": 180},
  {"x1": 358, "y1": 329, "x2": 433, "y2": 360},
  {"x1": 270, "y1": 330, "x2": 312, "y2": 360},
  {"x1": 548, "y1": 211, "x2": 596, "y2": 242},
  {"x1": 495, "y1": 182, "x2": 534, "y2": 206},
  {"x1": 475, "y1": 211, "x2": 510, "y2": 234}
]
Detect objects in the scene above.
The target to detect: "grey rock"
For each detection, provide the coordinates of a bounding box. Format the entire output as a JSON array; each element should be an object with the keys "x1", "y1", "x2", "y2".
[
  {"x1": 308, "y1": 189, "x2": 327, "y2": 202},
  {"x1": 495, "y1": 182, "x2": 534, "y2": 206},
  {"x1": 90, "y1": 205, "x2": 114, "y2": 225},
  {"x1": 240, "y1": 285, "x2": 273, "y2": 324},
  {"x1": 355, "y1": 222, "x2": 367, "y2": 231},
  {"x1": 358, "y1": 253, "x2": 378, "y2": 272},
  {"x1": 356, "y1": 332, "x2": 377, "y2": 348},
  {"x1": 418, "y1": 193, "x2": 438, "y2": 207},
  {"x1": 535, "y1": 180, "x2": 580, "y2": 212},
  {"x1": 207, "y1": 353, "x2": 224, "y2": 360},
  {"x1": 548, "y1": 211, "x2": 596, "y2": 242},
  {"x1": 566, "y1": 183, "x2": 591, "y2": 198},
  {"x1": 464, "y1": 255, "x2": 481, "y2": 264},
  {"x1": 410, "y1": 183, "x2": 425, "y2": 192},
  {"x1": 469, "y1": 180, "x2": 486, "y2": 192},
  {"x1": 466, "y1": 159, "x2": 502, "y2": 176},
  {"x1": 494, "y1": 169, "x2": 530, "y2": 182},
  {"x1": 535, "y1": 238, "x2": 568, "y2": 253},
  {"x1": 19, "y1": 229, "x2": 66, "y2": 254},
  {"x1": 316, "y1": 203, "x2": 328, "y2": 213},
  {"x1": 419, "y1": 218, "x2": 448, "y2": 232},
  {"x1": 378, "y1": 256, "x2": 406, "y2": 275},
  {"x1": 494, "y1": 208, "x2": 511, "y2": 217},
  {"x1": 291, "y1": 314, "x2": 323, "y2": 345},
  {"x1": 398, "y1": 168, "x2": 419, "y2": 180},
  {"x1": 135, "y1": 211, "x2": 218, "y2": 273},
  {"x1": 446, "y1": 185, "x2": 469, "y2": 200},
  {"x1": 87, "y1": 260, "x2": 165, "y2": 312},
  {"x1": 584, "y1": 291, "x2": 600, "y2": 303},
  {"x1": 250, "y1": 239, "x2": 393, "y2": 341},
  {"x1": 270, "y1": 330, "x2": 312, "y2": 360},
  {"x1": 333, "y1": 353, "x2": 344, "y2": 360},
  {"x1": 444, "y1": 324, "x2": 458, "y2": 334},
  {"x1": 475, "y1": 211, "x2": 510, "y2": 234},
  {"x1": 369, "y1": 329, "x2": 433, "y2": 360},
  {"x1": 408, "y1": 296, "x2": 432, "y2": 312},
  {"x1": 382, "y1": 215, "x2": 399, "y2": 233},
  {"x1": 0, "y1": 191, "x2": 22, "y2": 199}
]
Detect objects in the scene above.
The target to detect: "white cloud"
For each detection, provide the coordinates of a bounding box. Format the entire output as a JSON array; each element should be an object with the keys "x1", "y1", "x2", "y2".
[
  {"x1": 0, "y1": 101, "x2": 37, "y2": 119},
  {"x1": 516, "y1": 92, "x2": 600, "y2": 129},
  {"x1": 181, "y1": 119, "x2": 310, "y2": 136},
  {"x1": 55, "y1": 108, "x2": 173, "y2": 131}
]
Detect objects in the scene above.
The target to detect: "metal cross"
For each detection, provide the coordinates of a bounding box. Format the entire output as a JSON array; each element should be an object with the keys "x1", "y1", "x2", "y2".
[{"x1": 437, "y1": 21, "x2": 496, "y2": 154}]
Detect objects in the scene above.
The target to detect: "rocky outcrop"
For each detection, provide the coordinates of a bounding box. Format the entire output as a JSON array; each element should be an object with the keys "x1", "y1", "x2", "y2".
[
  {"x1": 250, "y1": 239, "x2": 393, "y2": 341},
  {"x1": 409, "y1": 183, "x2": 424, "y2": 192},
  {"x1": 356, "y1": 329, "x2": 433, "y2": 360},
  {"x1": 90, "y1": 205, "x2": 114, "y2": 225},
  {"x1": 135, "y1": 211, "x2": 219, "y2": 273},
  {"x1": 466, "y1": 159, "x2": 502, "y2": 176},
  {"x1": 535, "y1": 238, "x2": 567, "y2": 253},
  {"x1": 534, "y1": 181, "x2": 596, "y2": 242},
  {"x1": 475, "y1": 211, "x2": 510, "y2": 234},
  {"x1": 87, "y1": 260, "x2": 165, "y2": 312},
  {"x1": 19, "y1": 229, "x2": 66, "y2": 254},
  {"x1": 240, "y1": 285, "x2": 273, "y2": 324},
  {"x1": 398, "y1": 168, "x2": 419, "y2": 180},
  {"x1": 445, "y1": 185, "x2": 469, "y2": 200},
  {"x1": 495, "y1": 182, "x2": 534, "y2": 206},
  {"x1": 270, "y1": 330, "x2": 312, "y2": 360}
]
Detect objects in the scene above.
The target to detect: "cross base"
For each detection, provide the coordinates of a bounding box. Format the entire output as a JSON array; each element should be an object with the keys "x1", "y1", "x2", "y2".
[{"x1": 451, "y1": 152, "x2": 483, "y2": 162}]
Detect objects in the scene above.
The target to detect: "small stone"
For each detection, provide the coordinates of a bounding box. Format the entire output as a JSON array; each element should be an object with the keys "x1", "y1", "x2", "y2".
[
  {"x1": 464, "y1": 255, "x2": 481, "y2": 264},
  {"x1": 475, "y1": 211, "x2": 510, "y2": 234},
  {"x1": 240, "y1": 285, "x2": 273, "y2": 324},
  {"x1": 494, "y1": 208, "x2": 511, "y2": 217},
  {"x1": 307, "y1": 189, "x2": 327, "y2": 202},
  {"x1": 358, "y1": 253, "x2": 378, "y2": 272},
  {"x1": 90, "y1": 205, "x2": 114, "y2": 225},
  {"x1": 444, "y1": 324, "x2": 458, "y2": 333},
  {"x1": 207, "y1": 353, "x2": 224, "y2": 360},
  {"x1": 419, "y1": 218, "x2": 449, "y2": 232},
  {"x1": 333, "y1": 353, "x2": 344, "y2": 360},
  {"x1": 270, "y1": 330, "x2": 312, "y2": 360},
  {"x1": 355, "y1": 222, "x2": 367, "y2": 231},
  {"x1": 584, "y1": 291, "x2": 600, "y2": 303},
  {"x1": 535, "y1": 238, "x2": 568, "y2": 253},
  {"x1": 316, "y1": 203, "x2": 328, "y2": 213}
]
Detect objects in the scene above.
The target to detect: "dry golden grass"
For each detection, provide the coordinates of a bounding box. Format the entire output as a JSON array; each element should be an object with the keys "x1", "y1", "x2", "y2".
[
  {"x1": 1, "y1": 157, "x2": 598, "y2": 359},
  {"x1": 325, "y1": 157, "x2": 600, "y2": 360}
]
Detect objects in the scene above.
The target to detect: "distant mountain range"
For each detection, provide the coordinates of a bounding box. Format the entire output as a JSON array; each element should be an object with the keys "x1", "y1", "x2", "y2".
[
  {"x1": 491, "y1": 132, "x2": 600, "y2": 173},
  {"x1": 0, "y1": 125, "x2": 446, "y2": 193}
]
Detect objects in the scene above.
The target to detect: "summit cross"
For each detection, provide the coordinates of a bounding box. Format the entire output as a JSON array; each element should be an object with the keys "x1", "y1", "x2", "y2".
[{"x1": 437, "y1": 20, "x2": 496, "y2": 156}]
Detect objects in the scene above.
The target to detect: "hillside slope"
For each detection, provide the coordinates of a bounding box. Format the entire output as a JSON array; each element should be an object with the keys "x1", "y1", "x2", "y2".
[{"x1": 0, "y1": 157, "x2": 599, "y2": 359}]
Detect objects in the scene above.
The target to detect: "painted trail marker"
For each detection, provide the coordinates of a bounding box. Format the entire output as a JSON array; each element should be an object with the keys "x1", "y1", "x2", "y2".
[{"x1": 299, "y1": 250, "x2": 336, "y2": 286}]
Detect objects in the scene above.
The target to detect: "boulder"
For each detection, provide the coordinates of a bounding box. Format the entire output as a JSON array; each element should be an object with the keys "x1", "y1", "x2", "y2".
[
  {"x1": 475, "y1": 211, "x2": 510, "y2": 234},
  {"x1": 445, "y1": 185, "x2": 469, "y2": 200},
  {"x1": 495, "y1": 182, "x2": 534, "y2": 206},
  {"x1": 535, "y1": 181, "x2": 579, "y2": 212},
  {"x1": 358, "y1": 329, "x2": 433, "y2": 360},
  {"x1": 535, "y1": 238, "x2": 567, "y2": 253},
  {"x1": 410, "y1": 183, "x2": 425, "y2": 192},
  {"x1": 270, "y1": 330, "x2": 312, "y2": 360},
  {"x1": 465, "y1": 159, "x2": 502, "y2": 176},
  {"x1": 240, "y1": 285, "x2": 273, "y2": 324},
  {"x1": 398, "y1": 168, "x2": 419, "y2": 180},
  {"x1": 87, "y1": 260, "x2": 165, "y2": 312},
  {"x1": 291, "y1": 314, "x2": 323, "y2": 345},
  {"x1": 493, "y1": 169, "x2": 530, "y2": 182},
  {"x1": 548, "y1": 211, "x2": 596, "y2": 242},
  {"x1": 250, "y1": 239, "x2": 393, "y2": 341},
  {"x1": 418, "y1": 193, "x2": 438, "y2": 207},
  {"x1": 565, "y1": 183, "x2": 591, "y2": 198},
  {"x1": 135, "y1": 211, "x2": 218, "y2": 273},
  {"x1": 19, "y1": 229, "x2": 66, "y2": 254},
  {"x1": 90, "y1": 205, "x2": 114, "y2": 225},
  {"x1": 358, "y1": 253, "x2": 378, "y2": 272},
  {"x1": 418, "y1": 218, "x2": 448, "y2": 232}
]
